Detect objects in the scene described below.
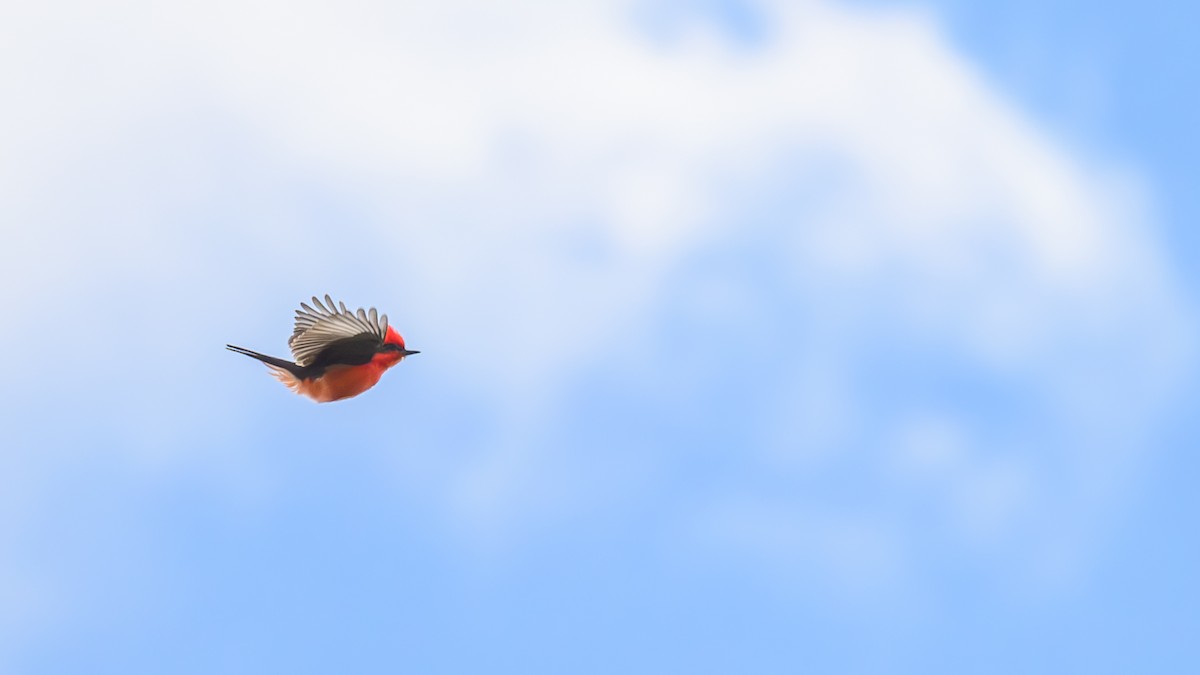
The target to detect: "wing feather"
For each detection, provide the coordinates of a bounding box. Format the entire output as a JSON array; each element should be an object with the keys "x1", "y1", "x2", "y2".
[{"x1": 288, "y1": 294, "x2": 388, "y2": 366}]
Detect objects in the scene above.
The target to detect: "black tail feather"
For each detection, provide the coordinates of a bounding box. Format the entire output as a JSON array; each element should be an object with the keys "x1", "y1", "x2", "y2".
[{"x1": 226, "y1": 344, "x2": 307, "y2": 378}]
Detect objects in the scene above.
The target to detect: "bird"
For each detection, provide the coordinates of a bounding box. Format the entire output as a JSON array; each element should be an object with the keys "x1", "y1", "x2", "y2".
[{"x1": 227, "y1": 295, "x2": 418, "y2": 403}]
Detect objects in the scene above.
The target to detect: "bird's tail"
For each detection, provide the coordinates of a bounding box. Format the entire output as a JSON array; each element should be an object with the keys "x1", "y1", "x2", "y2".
[{"x1": 226, "y1": 344, "x2": 306, "y2": 392}]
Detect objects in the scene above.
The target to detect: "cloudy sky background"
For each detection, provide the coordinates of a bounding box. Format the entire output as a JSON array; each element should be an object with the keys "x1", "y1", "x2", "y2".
[{"x1": 2, "y1": 0, "x2": 1197, "y2": 672}]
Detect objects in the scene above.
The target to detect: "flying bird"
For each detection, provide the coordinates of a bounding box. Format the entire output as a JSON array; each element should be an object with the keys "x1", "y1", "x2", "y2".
[{"x1": 227, "y1": 295, "x2": 418, "y2": 403}]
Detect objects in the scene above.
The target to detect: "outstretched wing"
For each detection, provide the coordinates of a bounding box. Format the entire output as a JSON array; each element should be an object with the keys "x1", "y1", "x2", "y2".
[{"x1": 288, "y1": 294, "x2": 389, "y2": 367}]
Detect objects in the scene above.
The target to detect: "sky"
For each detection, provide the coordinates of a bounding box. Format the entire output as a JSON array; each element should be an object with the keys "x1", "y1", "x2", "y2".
[{"x1": 1, "y1": 0, "x2": 1197, "y2": 673}]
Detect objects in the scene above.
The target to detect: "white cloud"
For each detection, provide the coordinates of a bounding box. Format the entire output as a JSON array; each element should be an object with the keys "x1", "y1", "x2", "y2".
[{"x1": 0, "y1": 0, "x2": 1191, "y2": 599}]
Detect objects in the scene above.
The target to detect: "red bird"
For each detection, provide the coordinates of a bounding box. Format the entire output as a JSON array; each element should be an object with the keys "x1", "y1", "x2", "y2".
[{"x1": 227, "y1": 295, "x2": 418, "y2": 403}]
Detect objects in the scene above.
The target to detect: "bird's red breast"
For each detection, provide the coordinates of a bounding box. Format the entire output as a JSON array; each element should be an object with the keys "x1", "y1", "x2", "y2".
[{"x1": 288, "y1": 362, "x2": 388, "y2": 403}]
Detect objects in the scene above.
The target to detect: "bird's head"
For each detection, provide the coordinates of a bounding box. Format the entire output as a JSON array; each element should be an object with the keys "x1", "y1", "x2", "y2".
[{"x1": 380, "y1": 325, "x2": 419, "y2": 360}]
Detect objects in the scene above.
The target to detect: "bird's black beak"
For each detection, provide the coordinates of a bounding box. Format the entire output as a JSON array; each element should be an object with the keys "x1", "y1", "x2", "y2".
[{"x1": 401, "y1": 349, "x2": 420, "y2": 356}]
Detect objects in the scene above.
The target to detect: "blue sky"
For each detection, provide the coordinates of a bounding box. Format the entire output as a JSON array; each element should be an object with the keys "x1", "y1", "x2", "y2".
[{"x1": 2, "y1": 1, "x2": 1197, "y2": 673}]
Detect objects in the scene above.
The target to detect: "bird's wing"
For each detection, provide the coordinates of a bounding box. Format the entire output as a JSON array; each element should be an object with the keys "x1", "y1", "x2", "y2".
[{"x1": 288, "y1": 294, "x2": 389, "y2": 366}]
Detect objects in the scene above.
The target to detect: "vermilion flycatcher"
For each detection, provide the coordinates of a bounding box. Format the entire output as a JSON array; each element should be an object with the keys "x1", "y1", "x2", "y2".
[{"x1": 227, "y1": 295, "x2": 418, "y2": 402}]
